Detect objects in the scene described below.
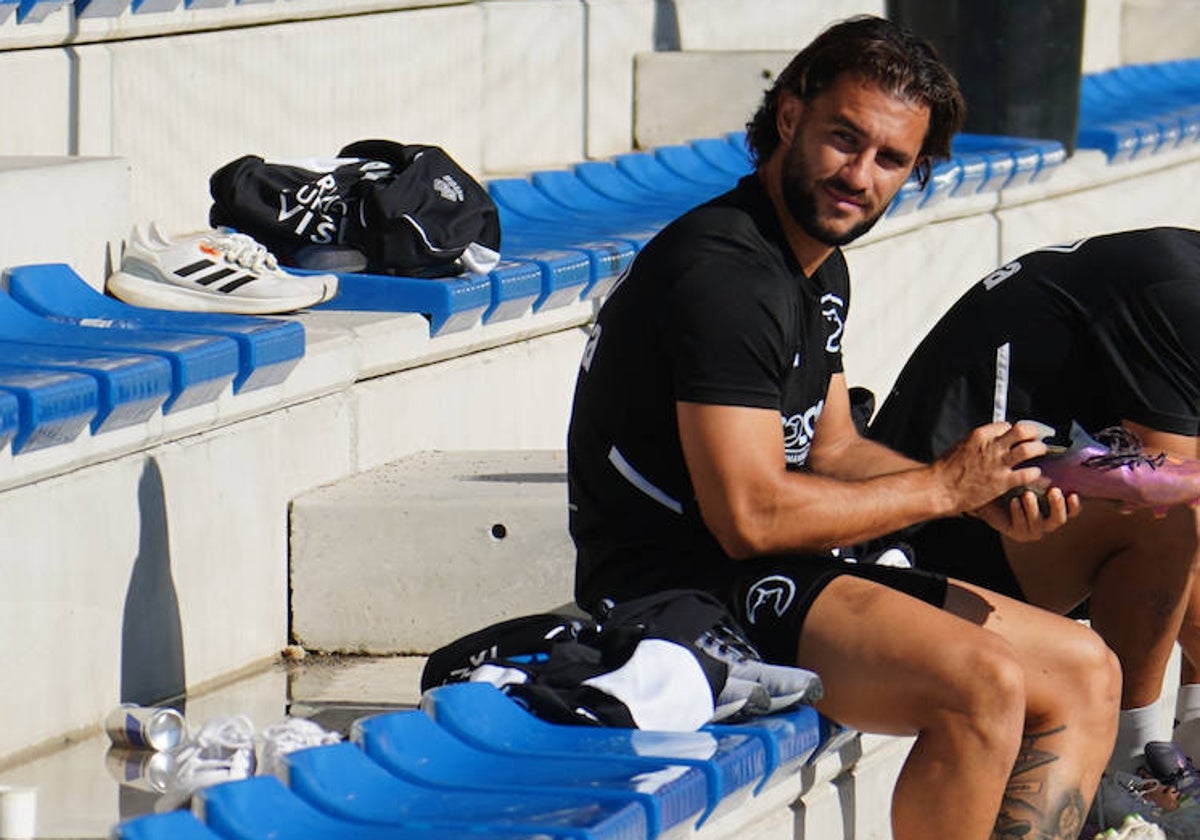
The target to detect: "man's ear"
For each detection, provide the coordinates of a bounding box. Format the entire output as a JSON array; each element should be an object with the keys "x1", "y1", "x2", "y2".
[{"x1": 776, "y1": 92, "x2": 803, "y2": 146}]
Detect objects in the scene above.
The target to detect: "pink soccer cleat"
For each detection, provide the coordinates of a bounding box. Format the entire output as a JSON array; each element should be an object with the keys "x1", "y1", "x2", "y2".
[{"x1": 1027, "y1": 422, "x2": 1200, "y2": 515}]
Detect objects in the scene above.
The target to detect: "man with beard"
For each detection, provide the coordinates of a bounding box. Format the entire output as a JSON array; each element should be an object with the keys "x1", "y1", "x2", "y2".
[{"x1": 567, "y1": 15, "x2": 1123, "y2": 840}]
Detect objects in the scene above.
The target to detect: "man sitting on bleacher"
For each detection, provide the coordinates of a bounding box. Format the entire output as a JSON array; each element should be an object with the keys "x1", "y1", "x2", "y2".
[
  {"x1": 869, "y1": 226, "x2": 1200, "y2": 835},
  {"x1": 566, "y1": 14, "x2": 1121, "y2": 840}
]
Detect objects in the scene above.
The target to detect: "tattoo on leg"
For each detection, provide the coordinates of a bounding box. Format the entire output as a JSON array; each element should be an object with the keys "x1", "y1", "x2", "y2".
[{"x1": 992, "y1": 726, "x2": 1084, "y2": 839}]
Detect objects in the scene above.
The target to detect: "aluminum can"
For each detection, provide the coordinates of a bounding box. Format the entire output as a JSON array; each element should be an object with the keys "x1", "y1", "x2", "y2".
[
  {"x1": 104, "y1": 704, "x2": 185, "y2": 752},
  {"x1": 104, "y1": 747, "x2": 175, "y2": 793}
]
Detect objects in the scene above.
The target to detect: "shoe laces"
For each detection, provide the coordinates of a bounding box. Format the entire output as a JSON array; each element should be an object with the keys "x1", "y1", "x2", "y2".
[
  {"x1": 695, "y1": 622, "x2": 762, "y2": 665},
  {"x1": 210, "y1": 232, "x2": 280, "y2": 273},
  {"x1": 1083, "y1": 426, "x2": 1167, "y2": 472}
]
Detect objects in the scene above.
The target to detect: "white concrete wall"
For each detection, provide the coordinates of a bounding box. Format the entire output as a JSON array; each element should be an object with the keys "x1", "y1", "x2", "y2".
[{"x1": 1121, "y1": 0, "x2": 1200, "y2": 63}]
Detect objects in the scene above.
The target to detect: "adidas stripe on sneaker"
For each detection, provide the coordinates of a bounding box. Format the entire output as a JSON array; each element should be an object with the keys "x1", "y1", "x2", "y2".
[{"x1": 107, "y1": 224, "x2": 337, "y2": 315}]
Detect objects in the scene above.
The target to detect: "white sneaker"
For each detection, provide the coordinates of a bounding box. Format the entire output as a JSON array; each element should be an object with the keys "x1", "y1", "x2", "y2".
[
  {"x1": 1094, "y1": 815, "x2": 1169, "y2": 839},
  {"x1": 156, "y1": 714, "x2": 257, "y2": 811},
  {"x1": 257, "y1": 717, "x2": 341, "y2": 779},
  {"x1": 1088, "y1": 771, "x2": 1200, "y2": 839},
  {"x1": 108, "y1": 224, "x2": 338, "y2": 315}
]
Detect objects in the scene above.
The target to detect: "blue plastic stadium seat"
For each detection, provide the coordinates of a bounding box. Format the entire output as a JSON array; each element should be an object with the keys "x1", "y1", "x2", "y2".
[
  {"x1": 688, "y1": 137, "x2": 754, "y2": 178},
  {"x1": 503, "y1": 244, "x2": 593, "y2": 309},
  {"x1": 612, "y1": 153, "x2": 729, "y2": 208},
  {"x1": 0, "y1": 387, "x2": 17, "y2": 451},
  {"x1": 482, "y1": 259, "x2": 542, "y2": 323},
  {"x1": 530, "y1": 170, "x2": 680, "y2": 231},
  {"x1": 1076, "y1": 61, "x2": 1200, "y2": 161},
  {"x1": 0, "y1": 341, "x2": 171, "y2": 434},
  {"x1": 283, "y1": 741, "x2": 650, "y2": 840},
  {"x1": 886, "y1": 174, "x2": 925, "y2": 217},
  {"x1": 951, "y1": 134, "x2": 1064, "y2": 189},
  {"x1": 113, "y1": 810, "x2": 226, "y2": 840},
  {"x1": 313, "y1": 271, "x2": 491, "y2": 336},
  {"x1": 502, "y1": 234, "x2": 625, "y2": 303},
  {"x1": 653, "y1": 145, "x2": 743, "y2": 191},
  {"x1": 6, "y1": 264, "x2": 305, "y2": 394},
  {"x1": 949, "y1": 151, "x2": 989, "y2": 196},
  {"x1": 0, "y1": 287, "x2": 235, "y2": 413},
  {"x1": 0, "y1": 365, "x2": 98, "y2": 453},
  {"x1": 197, "y1": 775, "x2": 547, "y2": 840},
  {"x1": 419, "y1": 682, "x2": 766, "y2": 807},
  {"x1": 72, "y1": 0, "x2": 129, "y2": 15},
  {"x1": 130, "y1": 0, "x2": 179, "y2": 12},
  {"x1": 702, "y1": 705, "x2": 823, "y2": 792},
  {"x1": 352, "y1": 710, "x2": 710, "y2": 837},
  {"x1": 571, "y1": 160, "x2": 712, "y2": 219},
  {"x1": 15, "y1": 0, "x2": 65, "y2": 23},
  {"x1": 489, "y1": 178, "x2": 660, "y2": 251}
]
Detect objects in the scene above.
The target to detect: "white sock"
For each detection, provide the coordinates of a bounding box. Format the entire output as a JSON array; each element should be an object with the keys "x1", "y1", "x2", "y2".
[
  {"x1": 1110, "y1": 702, "x2": 1161, "y2": 773},
  {"x1": 1174, "y1": 685, "x2": 1200, "y2": 760}
]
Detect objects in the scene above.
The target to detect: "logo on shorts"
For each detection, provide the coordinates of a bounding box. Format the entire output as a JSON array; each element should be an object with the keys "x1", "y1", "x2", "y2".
[{"x1": 744, "y1": 575, "x2": 797, "y2": 625}]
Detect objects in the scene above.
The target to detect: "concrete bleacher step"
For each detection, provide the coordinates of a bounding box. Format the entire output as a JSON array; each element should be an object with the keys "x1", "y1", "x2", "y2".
[
  {"x1": 0, "y1": 157, "x2": 130, "y2": 292},
  {"x1": 290, "y1": 449, "x2": 575, "y2": 654}
]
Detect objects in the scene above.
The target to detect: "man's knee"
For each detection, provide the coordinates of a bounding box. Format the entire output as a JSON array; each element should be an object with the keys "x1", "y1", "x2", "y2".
[
  {"x1": 938, "y1": 635, "x2": 1027, "y2": 743},
  {"x1": 1040, "y1": 626, "x2": 1122, "y2": 727}
]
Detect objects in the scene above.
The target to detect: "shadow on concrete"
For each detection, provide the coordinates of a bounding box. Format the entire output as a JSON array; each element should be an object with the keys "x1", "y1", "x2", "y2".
[
  {"x1": 120, "y1": 458, "x2": 186, "y2": 709},
  {"x1": 653, "y1": 0, "x2": 680, "y2": 51}
]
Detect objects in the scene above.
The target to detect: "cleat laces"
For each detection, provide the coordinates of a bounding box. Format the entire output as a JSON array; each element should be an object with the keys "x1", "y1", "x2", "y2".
[{"x1": 1082, "y1": 426, "x2": 1167, "y2": 471}]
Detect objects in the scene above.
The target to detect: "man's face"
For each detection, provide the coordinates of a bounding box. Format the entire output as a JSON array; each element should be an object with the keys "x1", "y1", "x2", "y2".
[{"x1": 777, "y1": 75, "x2": 929, "y2": 246}]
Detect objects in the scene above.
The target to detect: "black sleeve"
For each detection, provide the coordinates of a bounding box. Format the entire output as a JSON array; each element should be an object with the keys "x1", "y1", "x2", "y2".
[{"x1": 667, "y1": 253, "x2": 792, "y2": 410}]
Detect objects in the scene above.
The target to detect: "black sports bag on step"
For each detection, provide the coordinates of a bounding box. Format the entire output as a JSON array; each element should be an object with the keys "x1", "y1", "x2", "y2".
[{"x1": 209, "y1": 139, "x2": 500, "y2": 278}]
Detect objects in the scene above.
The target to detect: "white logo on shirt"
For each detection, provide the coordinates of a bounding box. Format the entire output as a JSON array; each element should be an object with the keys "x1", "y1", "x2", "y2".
[
  {"x1": 820, "y1": 293, "x2": 845, "y2": 353},
  {"x1": 782, "y1": 399, "x2": 824, "y2": 466}
]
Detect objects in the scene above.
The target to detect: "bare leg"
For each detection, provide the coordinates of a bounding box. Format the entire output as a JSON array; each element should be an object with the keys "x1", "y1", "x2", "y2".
[
  {"x1": 796, "y1": 575, "x2": 1119, "y2": 840},
  {"x1": 1004, "y1": 501, "x2": 1200, "y2": 708}
]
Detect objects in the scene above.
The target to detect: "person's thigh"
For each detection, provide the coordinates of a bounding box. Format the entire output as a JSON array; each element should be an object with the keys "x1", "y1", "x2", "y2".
[
  {"x1": 792, "y1": 573, "x2": 1020, "y2": 735},
  {"x1": 1002, "y1": 500, "x2": 1198, "y2": 614}
]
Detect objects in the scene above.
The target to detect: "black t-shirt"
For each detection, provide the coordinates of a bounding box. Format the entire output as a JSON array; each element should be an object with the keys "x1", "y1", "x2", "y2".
[
  {"x1": 870, "y1": 227, "x2": 1200, "y2": 461},
  {"x1": 568, "y1": 174, "x2": 850, "y2": 610}
]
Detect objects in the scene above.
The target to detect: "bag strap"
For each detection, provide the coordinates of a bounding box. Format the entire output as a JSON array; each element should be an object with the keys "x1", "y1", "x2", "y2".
[{"x1": 337, "y1": 139, "x2": 416, "y2": 169}]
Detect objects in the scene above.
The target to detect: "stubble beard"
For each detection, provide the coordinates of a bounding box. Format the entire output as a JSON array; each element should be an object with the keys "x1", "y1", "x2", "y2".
[{"x1": 780, "y1": 141, "x2": 888, "y2": 247}]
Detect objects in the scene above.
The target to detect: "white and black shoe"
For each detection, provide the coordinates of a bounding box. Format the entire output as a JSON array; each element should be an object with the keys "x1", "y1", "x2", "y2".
[{"x1": 108, "y1": 223, "x2": 337, "y2": 315}]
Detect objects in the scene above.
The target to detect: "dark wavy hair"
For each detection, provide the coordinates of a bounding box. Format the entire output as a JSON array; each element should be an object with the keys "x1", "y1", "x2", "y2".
[{"x1": 745, "y1": 15, "x2": 965, "y2": 187}]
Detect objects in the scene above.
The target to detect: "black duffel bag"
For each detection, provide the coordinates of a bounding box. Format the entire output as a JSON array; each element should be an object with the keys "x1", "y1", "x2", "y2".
[{"x1": 209, "y1": 139, "x2": 500, "y2": 278}]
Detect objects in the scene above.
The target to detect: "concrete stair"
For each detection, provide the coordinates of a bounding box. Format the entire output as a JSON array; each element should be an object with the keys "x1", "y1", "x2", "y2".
[{"x1": 291, "y1": 449, "x2": 575, "y2": 654}]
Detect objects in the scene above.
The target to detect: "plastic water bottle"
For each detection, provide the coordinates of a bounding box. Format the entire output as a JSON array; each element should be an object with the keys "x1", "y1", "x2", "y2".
[{"x1": 104, "y1": 704, "x2": 185, "y2": 752}]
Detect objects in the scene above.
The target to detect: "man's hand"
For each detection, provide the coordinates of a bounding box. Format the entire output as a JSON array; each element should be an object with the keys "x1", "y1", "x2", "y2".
[
  {"x1": 972, "y1": 486, "x2": 1082, "y2": 542},
  {"x1": 931, "y1": 421, "x2": 1052, "y2": 513}
]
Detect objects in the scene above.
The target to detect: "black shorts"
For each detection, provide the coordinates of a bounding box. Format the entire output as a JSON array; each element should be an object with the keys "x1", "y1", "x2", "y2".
[
  {"x1": 902, "y1": 516, "x2": 1026, "y2": 601},
  {"x1": 720, "y1": 553, "x2": 948, "y2": 665}
]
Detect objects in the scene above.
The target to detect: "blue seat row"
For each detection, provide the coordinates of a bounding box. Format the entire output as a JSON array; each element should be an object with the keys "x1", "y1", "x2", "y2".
[
  {"x1": 1077, "y1": 59, "x2": 1200, "y2": 161},
  {"x1": 1, "y1": 0, "x2": 281, "y2": 24},
  {"x1": 0, "y1": 126, "x2": 1069, "y2": 454},
  {"x1": 111, "y1": 681, "x2": 826, "y2": 840},
  {"x1": 0, "y1": 263, "x2": 305, "y2": 455},
  {"x1": 887, "y1": 133, "x2": 1066, "y2": 216},
  {"x1": 306, "y1": 126, "x2": 1074, "y2": 336}
]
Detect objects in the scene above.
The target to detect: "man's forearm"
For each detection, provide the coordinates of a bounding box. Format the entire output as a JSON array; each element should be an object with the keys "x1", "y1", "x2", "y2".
[{"x1": 807, "y1": 433, "x2": 925, "y2": 481}]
